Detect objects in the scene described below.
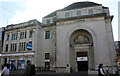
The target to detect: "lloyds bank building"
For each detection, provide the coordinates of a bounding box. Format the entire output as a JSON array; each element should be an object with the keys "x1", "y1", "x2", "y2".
[{"x1": 0, "y1": 1, "x2": 117, "y2": 74}]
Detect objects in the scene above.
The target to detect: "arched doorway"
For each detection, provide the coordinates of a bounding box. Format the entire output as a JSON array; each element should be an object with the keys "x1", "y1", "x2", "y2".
[{"x1": 69, "y1": 29, "x2": 95, "y2": 72}]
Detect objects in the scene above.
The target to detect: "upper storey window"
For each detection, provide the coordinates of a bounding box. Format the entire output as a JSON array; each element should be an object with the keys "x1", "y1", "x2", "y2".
[
  {"x1": 46, "y1": 19, "x2": 50, "y2": 24},
  {"x1": 45, "y1": 31, "x2": 50, "y2": 39},
  {"x1": 6, "y1": 34, "x2": 9, "y2": 41},
  {"x1": 65, "y1": 12, "x2": 70, "y2": 18},
  {"x1": 88, "y1": 9, "x2": 93, "y2": 15},
  {"x1": 20, "y1": 31, "x2": 27, "y2": 39},
  {"x1": 77, "y1": 11, "x2": 81, "y2": 16},
  {"x1": 11, "y1": 33, "x2": 18, "y2": 40},
  {"x1": 29, "y1": 30, "x2": 33, "y2": 38}
]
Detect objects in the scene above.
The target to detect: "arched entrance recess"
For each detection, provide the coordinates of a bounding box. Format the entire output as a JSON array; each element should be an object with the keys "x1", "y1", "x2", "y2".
[{"x1": 69, "y1": 29, "x2": 95, "y2": 72}]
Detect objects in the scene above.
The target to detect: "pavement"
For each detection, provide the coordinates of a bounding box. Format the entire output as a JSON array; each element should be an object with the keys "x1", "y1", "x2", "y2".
[{"x1": 0, "y1": 70, "x2": 119, "y2": 76}]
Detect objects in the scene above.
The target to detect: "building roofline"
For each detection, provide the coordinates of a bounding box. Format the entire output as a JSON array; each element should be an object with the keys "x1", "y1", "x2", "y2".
[
  {"x1": 55, "y1": 13, "x2": 108, "y2": 22},
  {"x1": 5, "y1": 19, "x2": 41, "y2": 31}
]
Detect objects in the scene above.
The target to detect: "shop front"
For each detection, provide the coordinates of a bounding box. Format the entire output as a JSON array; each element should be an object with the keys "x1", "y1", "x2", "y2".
[{"x1": 1, "y1": 52, "x2": 34, "y2": 70}]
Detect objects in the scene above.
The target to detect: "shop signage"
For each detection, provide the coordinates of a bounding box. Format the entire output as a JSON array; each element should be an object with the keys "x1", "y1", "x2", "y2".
[
  {"x1": 45, "y1": 59, "x2": 50, "y2": 62},
  {"x1": 75, "y1": 20, "x2": 85, "y2": 22},
  {"x1": 77, "y1": 57, "x2": 88, "y2": 61},
  {"x1": 26, "y1": 43, "x2": 32, "y2": 50},
  {"x1": 1, "y1": 52, "x2": 34, "y2": 56}
]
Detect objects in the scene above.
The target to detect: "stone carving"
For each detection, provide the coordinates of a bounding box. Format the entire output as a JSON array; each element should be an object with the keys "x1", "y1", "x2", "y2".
[{"x1": 74, "y1": 34, "x2": 90, "y2": 44}]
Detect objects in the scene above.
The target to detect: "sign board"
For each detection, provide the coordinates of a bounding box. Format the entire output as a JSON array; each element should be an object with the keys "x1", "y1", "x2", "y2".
[
  {"x1": 45, "y1": 59, "x2": 50, "y2": 62},
  {"x1": 75, "y1": 20, "x2": 85, "y2": 22},
  {"x1": 77, "y1": 57, "x2": 88, "y2": 61},
  {"x1": 26, "y1": 43, "x2": 32, "y2": 50}
]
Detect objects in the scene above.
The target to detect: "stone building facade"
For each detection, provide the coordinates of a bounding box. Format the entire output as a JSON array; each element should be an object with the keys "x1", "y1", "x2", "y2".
[
  {"x1": 1, "y1": 19, "x2": 40, "y2": 70},
  {"x1": 0, "y1": 1, "x2": 117, "y2": 74},
  {"x1": 0, "y1": 27, "x2": 5, "y2": 54},
  {"x1": 35, "y1": 1, "x2": 117, "y2": 74}
]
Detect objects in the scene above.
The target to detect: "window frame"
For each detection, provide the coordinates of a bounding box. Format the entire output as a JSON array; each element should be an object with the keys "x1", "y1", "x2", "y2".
[
  {"x1": 76, "y1": 10, "x2": 81, "y2": 16},
  {"x1": 46, "y1": 19, "x2": 50, "y2": 24},
  {"x1": 88, "y1": 9, "x2": 93, "y2": 15},
  {"x1": 45, "y1": 31, "x2": 50, "y2": 39},
  {"x1": 65, "y1": 12, "x2": 70, "y2": 18}
]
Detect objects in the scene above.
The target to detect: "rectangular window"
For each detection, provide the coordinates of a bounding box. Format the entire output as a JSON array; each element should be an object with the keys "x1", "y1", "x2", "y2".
[
  {"x1": 88, "y1": 9, "x2": 93, "y2": 15},
  {"x1": 45, "y1": 53, "x2": 50, "y2": 59},
  {"x1": 24, "y1": 42, "x2": 26, "y2": 51},
  {"x1": 29, "y1": 30, "x2": 33, "y2": 38},
  {"x1": 15, "y1": 33, "x2": 18, "y2": 40},
  {"x1": 15, "y1": 43, "x2": 17, "y2": 51},
  {"x1": 19, "y1": 43, "x2": 21, "y2": 51},
  {"x1": 46, "y1": 19, "x2": 50, "y2": 24},
  {"x1": 22, "y1": 43, "x2": 23, "y2": 51},
  {"x1": 10, "y1": 44, "x2": 13, "y2": 51},
  {"x1": 19, "y1": 42, "x2": 26, "y2": 51},
  {"x1": 20, "y1": 31, "x2": 27, "y2": 39},
  {"x1": 45, "y1": 31, "x2": 50, "y2": 39},
  {"x1": 6, "y1": 34, "x2": 9, "y2": 41},
  {"x1": 65, "y1": 12, "x2": 70, "y2": 18},
  {"x1": 5, "y1": 44, "x2": 8, "y2": 52},
  {"x1": 11, "y1": 33, "x2": 18, "y2": 40},
  {"x1": 25, "y1": 32, "x2": 26, "y2": 38},
  {"x1": 77, "y1": 11, "x2": 81, "y2": 16},
  {"x1": 10, "y1": 43, "x2": 17, "y2": 52}
]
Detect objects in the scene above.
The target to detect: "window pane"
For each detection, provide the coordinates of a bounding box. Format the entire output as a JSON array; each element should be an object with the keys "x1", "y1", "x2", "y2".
[
  {"x1": 88, "y1": 9, "x2": 93, "y2": 15},
  {"x1": 65, "y1": 12, "x2": 70, "y2": 18},
  {"x1": 7, "y1": 34, "x2": 9, "y2": 40},
  {"x1": 45, "y1": 31, "x2": 50, "y2": 39},
  {"x1": 5, "y1": 44, "x2": 8, "y2": 52},
  {"x1": 29, "y1": 30, "x2": 33, "y2": 38},
  {"x1": 77, "y1": 11, "x2": 81, "y2": 16},
  {"x1": 47, "y1": 19, "x2": 50, "y2": 24}
]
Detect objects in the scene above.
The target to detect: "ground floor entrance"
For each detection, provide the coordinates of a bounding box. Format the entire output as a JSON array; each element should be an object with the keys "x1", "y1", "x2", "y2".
[
  {"x1": 77, "y1": 61, "x2": 88, "y2": 71},
  {"x1": 77, "y1": 52, "x2": 88, "y2": 71}
]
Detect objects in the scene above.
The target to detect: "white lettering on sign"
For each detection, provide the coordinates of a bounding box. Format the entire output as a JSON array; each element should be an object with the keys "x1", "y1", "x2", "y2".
[
  {"x1": 44, "y1": 59, "x2": 50, "y2": 62},
  {"x1": 77, "y1": 57, "x2": 88, "y2": 61}
]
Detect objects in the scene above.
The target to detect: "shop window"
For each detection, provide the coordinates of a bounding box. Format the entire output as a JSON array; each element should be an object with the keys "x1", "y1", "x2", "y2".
[
  {"x1": 17, "y1": 59, "x2": 25, "y2": 70},
  {"x1": 45, "y1": 53, "x2": 50, "y2": 59},
  {"x1": 5, "y1": 44, "x2": 8, "y2": 52},
  {"x1": 45, "y1": 31, "x2": 50, "y2": 39},
  {"x1": 77, "y1": 11, "x2": 81, "y2": 16},
  {"x1": 65, "y1": 12, "x2": 70, "y2": 18},
  {"x1": 28, "y1": 58, "x2": 32, "y2": 62}
]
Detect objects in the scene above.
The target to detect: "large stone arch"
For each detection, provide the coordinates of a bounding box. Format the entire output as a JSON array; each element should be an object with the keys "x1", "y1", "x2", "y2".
[{"x1": 64, "y1": 26, "x2": 97, "y2": 72}]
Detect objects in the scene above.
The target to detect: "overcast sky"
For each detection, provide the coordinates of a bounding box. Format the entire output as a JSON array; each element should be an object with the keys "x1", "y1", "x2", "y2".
[{"x1": 0, "y1": 0, "x2": 119, "y2": 41}]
